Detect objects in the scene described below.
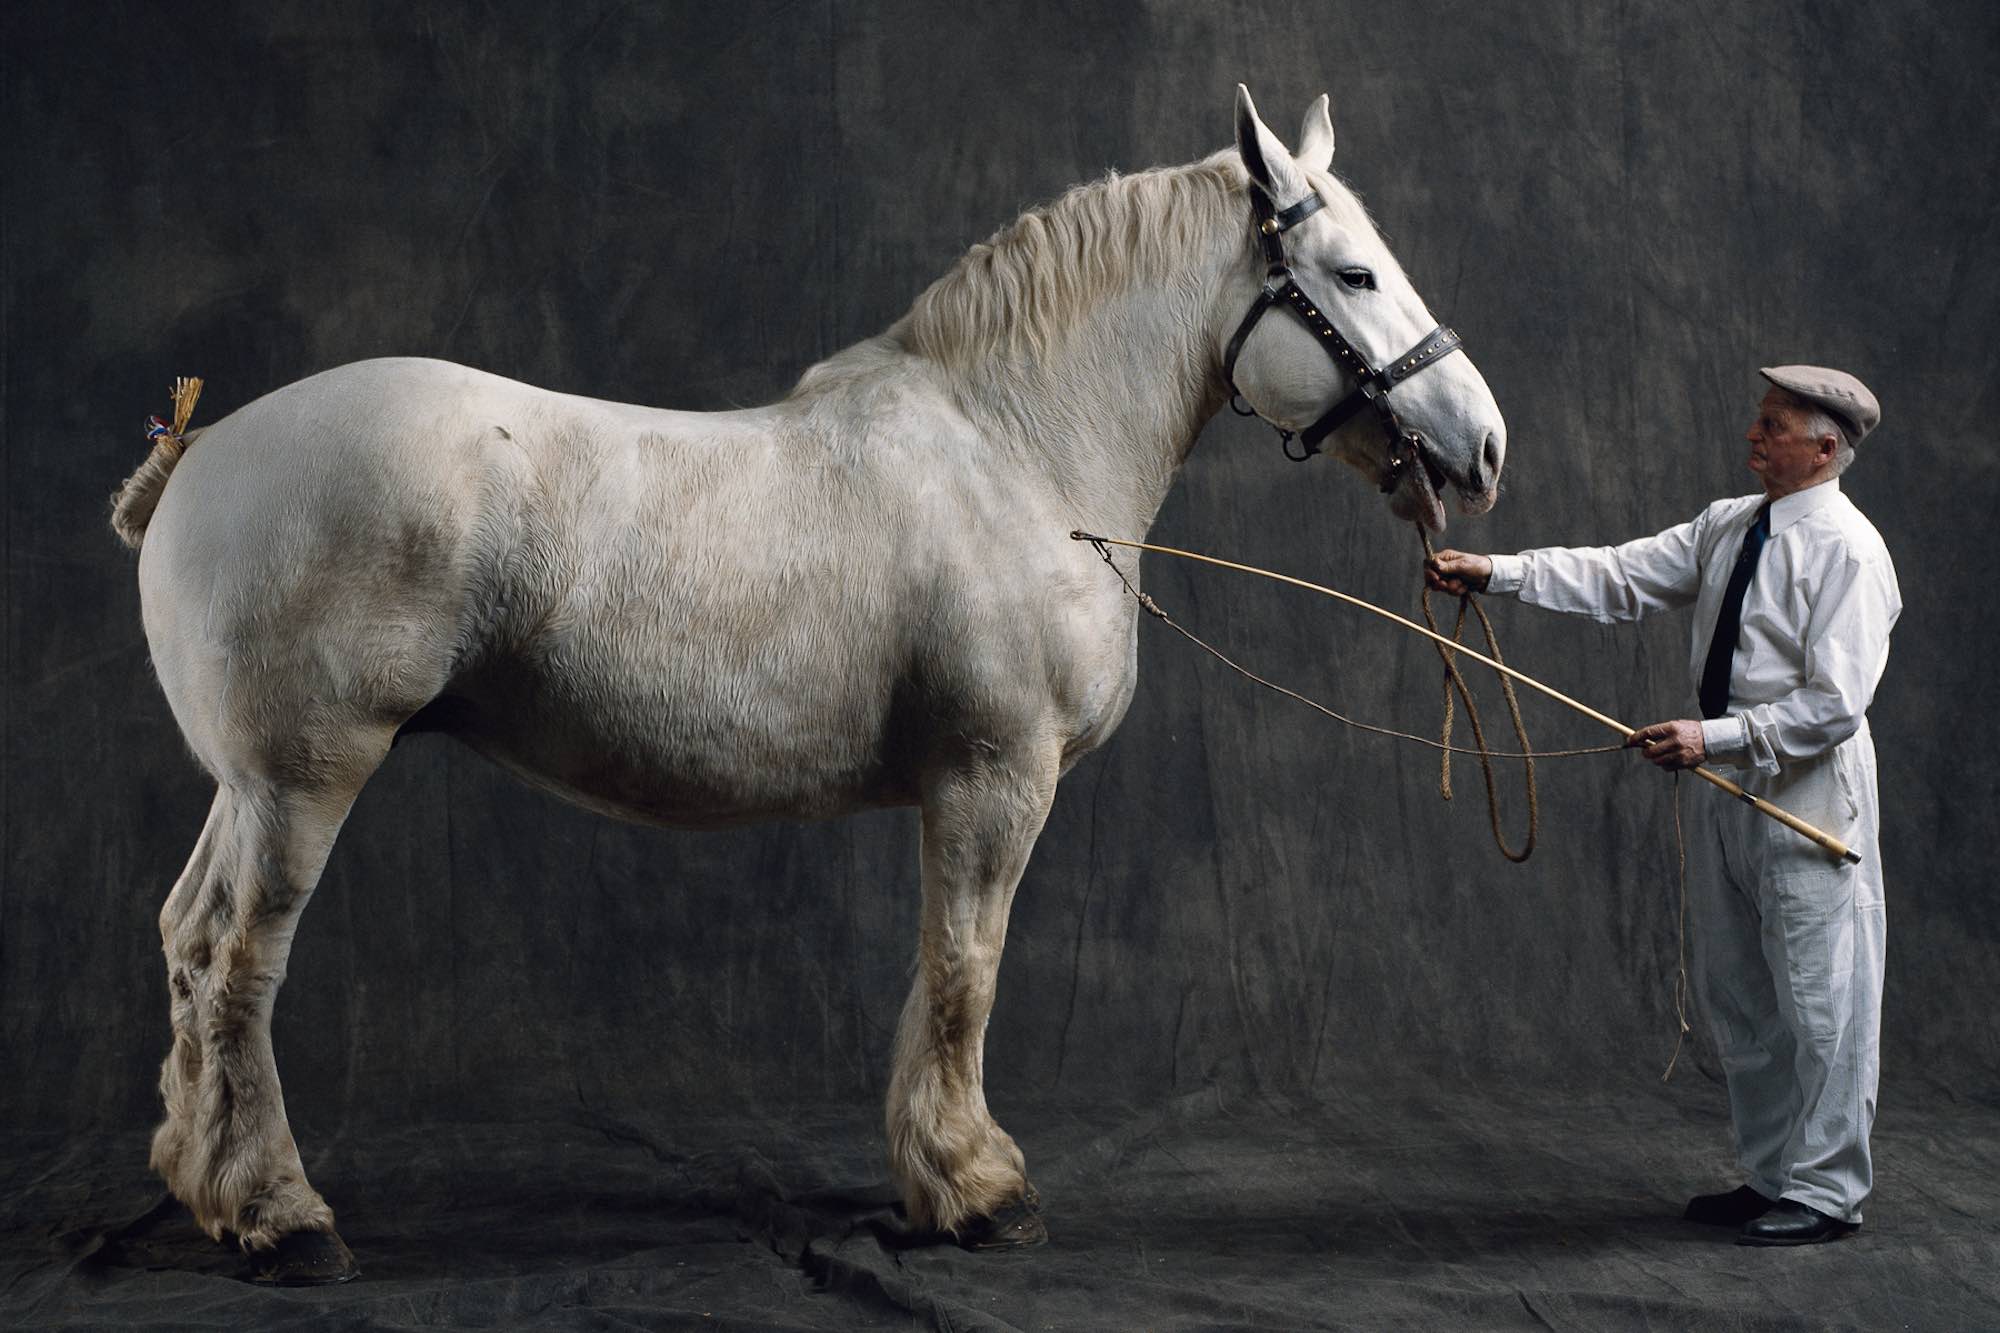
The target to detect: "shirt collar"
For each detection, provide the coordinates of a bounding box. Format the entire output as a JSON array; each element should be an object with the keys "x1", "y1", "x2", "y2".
[{"x1": 1767, "y1": 478, "x2": 1842, "y2": 534}]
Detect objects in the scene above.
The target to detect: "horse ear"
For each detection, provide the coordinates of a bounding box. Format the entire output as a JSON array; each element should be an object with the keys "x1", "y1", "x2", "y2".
[
  {"x1": 1234, "y1": 84, "x2": 1309, "y2": 203},
  {"x1": 1297, "y1": 94, "x2": 1335, "y2": 171}
]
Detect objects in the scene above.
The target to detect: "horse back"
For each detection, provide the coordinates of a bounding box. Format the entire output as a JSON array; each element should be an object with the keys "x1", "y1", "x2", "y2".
[{"x1": 136, "y1": 355, "x2": 1133, "y2": 820}]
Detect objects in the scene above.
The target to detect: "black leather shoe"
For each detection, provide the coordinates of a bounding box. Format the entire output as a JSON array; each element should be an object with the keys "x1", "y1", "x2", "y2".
[
  {"x1": 1736, "y1": 1199, "x2": 1859, "y2": 1246},
  {"x1": 1683, "y1": 1184, "x2": 1774, "y2": 1227}
]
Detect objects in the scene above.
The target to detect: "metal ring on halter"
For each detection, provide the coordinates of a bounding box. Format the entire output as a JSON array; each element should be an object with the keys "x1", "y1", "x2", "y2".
[
  {"x1": 1378, "y1": 451, "x2": 1412, "y2": 492},
  {"x1": 1376, "y1": 433, "x2": 1426, "y2": 493},
  {"x1": 1229, "y1": 393, "x2": 1259, "y2": 418},
  {"x1": 1281, "y1": 432, "x2": 1315, "y2": 463}
]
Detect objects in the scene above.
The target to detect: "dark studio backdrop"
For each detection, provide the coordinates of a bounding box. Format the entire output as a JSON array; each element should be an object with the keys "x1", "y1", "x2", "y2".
[{"x1": 4, "y1": 1, "x2": 1999, "y2": 1325}]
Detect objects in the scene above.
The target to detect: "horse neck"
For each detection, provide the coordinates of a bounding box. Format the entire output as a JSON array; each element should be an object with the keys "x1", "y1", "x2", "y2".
[{"x1": 937, "y1": 271, "x2": 1236, "y2": 540}]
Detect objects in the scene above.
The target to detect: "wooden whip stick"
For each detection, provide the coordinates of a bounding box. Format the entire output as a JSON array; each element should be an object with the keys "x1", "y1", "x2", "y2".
[{"x1": 1072, "y1": 531, "x2": 1861, "y2": 866}]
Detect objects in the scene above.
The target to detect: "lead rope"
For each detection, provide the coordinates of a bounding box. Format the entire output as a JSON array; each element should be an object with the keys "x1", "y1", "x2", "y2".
[
  {"x1": 1078, "y1": 533, "x2": 1622, "y2": 768},
  {"x1": 1664, "y1": 774, "x2": 1691, "y2": 1079},
  {"x1": 1078, "y1": 531, "x2": 1694, "y2": 1080},
  {"x1": 1416, "y1": 529, "x2": 1539, "y2": 862}
]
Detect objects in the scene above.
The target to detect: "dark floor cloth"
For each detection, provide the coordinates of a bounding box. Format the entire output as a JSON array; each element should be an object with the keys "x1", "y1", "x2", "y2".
[{"x1": 4, "y1": 1079, "x2": 1996, "y2": 1331}]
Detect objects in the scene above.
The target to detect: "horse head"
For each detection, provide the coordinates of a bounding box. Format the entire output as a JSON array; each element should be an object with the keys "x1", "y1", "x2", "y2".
[{"x1": 1220, "y1": 86, "x2": 1506, "y2": 532}]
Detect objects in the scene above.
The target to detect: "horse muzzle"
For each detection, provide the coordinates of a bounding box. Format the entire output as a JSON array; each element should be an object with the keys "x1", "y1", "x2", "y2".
[
  {"x1": 1384, "y1": 432, "x2": 1501, "y2": 532},
  {"x1": 1459, "y1": 430, "x2": 1504, "y2": 514}
]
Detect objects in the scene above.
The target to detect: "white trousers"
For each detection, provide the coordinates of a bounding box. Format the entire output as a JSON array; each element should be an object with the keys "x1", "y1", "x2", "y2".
[{"x1": 1685, "y1": 722, "x2": 1886, "y2": 1223}]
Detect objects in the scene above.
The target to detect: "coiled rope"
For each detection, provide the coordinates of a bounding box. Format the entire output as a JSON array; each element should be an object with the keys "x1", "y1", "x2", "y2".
[
  {"x1": 1074, "y1": 530, "x2": 1625, "y2": 864},
  {"x1": 1072, "y1": 527, "x2": 1697, "y2": 1075}
]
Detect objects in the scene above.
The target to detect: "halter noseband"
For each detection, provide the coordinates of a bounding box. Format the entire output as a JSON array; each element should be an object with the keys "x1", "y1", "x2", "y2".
[{"x1": 1222, "y1": 185, "x2": 1463, "y2": 487}]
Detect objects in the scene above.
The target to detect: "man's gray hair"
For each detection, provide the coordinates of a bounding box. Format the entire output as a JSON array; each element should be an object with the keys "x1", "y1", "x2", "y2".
[
  {"x1": 1778, "y1": 390, "x2": 1857, "y2": 477},
  {"x1": 1802, "y1": 407, "x2": 1856, "y2": 477}
]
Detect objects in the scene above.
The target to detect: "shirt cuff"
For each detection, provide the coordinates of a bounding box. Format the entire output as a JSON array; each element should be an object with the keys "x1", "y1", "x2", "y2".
[
  {"x1": 1485, "y1": 553, "x2": 1526, "y2": 595},
  {"x1": 1700, "y1": 715, "x2": 1750, "y2": 761}
]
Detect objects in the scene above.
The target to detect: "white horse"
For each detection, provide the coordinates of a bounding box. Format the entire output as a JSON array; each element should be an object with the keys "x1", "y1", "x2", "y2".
[{"x1": 111, "y1": 88, "x2": 1505, "y2": 1283}]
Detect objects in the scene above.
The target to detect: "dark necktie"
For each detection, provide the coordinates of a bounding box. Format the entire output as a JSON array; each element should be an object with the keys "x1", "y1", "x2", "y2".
[{"x1": 1698, "y1": 502, "x2": 1772, "y2": 719}]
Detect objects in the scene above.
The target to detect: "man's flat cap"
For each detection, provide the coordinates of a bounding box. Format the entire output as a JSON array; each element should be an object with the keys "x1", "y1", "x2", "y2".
[{"x1": 1759, "y1": 365, "x2": 1880, "y2": 444}]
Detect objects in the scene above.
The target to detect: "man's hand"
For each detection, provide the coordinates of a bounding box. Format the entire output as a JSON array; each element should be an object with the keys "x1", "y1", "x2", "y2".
[
  {"x1": 1425, "y1": 550, "x2": 1493, "y2": 595},
  {"x1": 1627, "y1": 720, "x2": 1706, "y2": 770}
]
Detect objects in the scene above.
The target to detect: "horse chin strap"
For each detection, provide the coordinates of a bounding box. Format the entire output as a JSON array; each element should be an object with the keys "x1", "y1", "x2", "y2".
[{"x1": 1221, "y1": 185, "x2": 1464, "y2": 489}]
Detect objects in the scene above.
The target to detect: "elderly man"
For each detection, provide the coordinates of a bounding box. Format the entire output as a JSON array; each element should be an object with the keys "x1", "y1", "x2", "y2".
[{"x1": 1427, "y1": 367, "x2": 1900, "y2": 1246}]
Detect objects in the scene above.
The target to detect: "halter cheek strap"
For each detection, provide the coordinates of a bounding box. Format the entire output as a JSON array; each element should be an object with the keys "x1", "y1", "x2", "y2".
[{"x1": 1222, "y1": 185, "x2": 1463, "y2": 481}]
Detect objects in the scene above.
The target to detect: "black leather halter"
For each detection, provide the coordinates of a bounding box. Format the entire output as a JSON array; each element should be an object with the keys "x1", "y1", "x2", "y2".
[{"x1": 1222, "y1": 185, "x2": 1463, "y2": 486}]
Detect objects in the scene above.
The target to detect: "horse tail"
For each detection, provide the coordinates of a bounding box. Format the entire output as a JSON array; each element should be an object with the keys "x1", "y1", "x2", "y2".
[
  {"x1": 113, "y1": 376, "x2": 207, "y2": 551},
  {"x1": 110, "y1": 428, "x2": 203, "y2": 550}
]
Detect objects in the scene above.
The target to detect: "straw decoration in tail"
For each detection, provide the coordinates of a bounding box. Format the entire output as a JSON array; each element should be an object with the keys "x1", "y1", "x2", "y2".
[{"x1": 111, "y1": 376, "x2": 207, "y2": 551}]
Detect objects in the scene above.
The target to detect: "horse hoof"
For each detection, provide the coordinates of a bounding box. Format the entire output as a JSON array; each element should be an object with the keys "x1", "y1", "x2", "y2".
[
  {"x1": 959, "y1": 1199, "x2": 1048, "y2": 1250},
  {"x1": 244, "y1": 1228, "x2": 359, "y2": 1286}
]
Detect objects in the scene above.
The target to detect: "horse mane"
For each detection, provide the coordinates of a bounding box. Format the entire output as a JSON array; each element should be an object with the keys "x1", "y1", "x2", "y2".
[
  {"x1": 894, "y1": 153, "x2": 1250, "y2": 369},
  {"x1": 783, "y1": 152, "x2": 1379, "y2": 400}
]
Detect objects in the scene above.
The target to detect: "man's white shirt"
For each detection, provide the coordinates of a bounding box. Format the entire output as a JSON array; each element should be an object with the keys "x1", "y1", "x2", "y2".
[{"x1": 1484, "y1": 480, "x2": 1901, "y2": 774}]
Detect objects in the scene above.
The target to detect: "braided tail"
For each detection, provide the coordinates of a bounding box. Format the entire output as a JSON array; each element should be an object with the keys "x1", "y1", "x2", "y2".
[{"x1": 110, "y1": 377, "x2": 203, "y2": 551}]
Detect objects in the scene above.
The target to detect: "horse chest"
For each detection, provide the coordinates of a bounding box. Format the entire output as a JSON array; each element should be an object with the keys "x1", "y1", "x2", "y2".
[
  {"x1": 1051, "y1": 601, "x2": 1142, "y2": 764},
  {"x1": 1060, "y1": 668, "x2": 1137, "y2": 765}
]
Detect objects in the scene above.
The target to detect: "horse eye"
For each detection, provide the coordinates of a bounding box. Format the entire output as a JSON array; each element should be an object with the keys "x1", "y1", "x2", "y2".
[{"x1": 1339, "y1": 268, "x2": 1376, "y2": 290}]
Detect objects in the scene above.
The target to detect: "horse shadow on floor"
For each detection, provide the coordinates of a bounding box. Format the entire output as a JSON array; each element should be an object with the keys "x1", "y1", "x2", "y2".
[
  {"x1": 65, "y1": 1110, "x2": 1731, "y2": 1291},
  {"x1": 69, "y1": 1116, "x2": 955, "y2": 1288}
]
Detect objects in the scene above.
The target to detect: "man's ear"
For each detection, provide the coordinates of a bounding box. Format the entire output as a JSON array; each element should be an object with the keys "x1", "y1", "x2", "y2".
[
  {"x1": 1235, "y1": 84, "x2": 1310, "y2": 203},
  {"x1": 1297, "y1": 93, "x2": 1335, "y2": 172}
]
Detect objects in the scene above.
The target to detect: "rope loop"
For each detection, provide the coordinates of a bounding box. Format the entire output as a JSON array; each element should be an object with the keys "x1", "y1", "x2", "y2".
[
  {"x1": 1076, "y1": 526, "x2": 1623, "y2": 865},
  {"x1": 1417, "y1": 529, "x2": 1539, "y2": 862},
  {"x1": 1071, "y1": 527, "x2": 1699, "y2": 1073}
]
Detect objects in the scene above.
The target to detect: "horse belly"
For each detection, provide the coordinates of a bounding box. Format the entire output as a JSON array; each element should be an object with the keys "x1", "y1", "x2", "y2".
[{"x1": 427, "y1": 638, "x2": 915, "y2": 829}]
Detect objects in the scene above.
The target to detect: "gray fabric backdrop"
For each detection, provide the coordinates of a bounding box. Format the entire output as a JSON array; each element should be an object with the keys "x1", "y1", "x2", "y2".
[{"x1": 4, "y1": 2, "x2": 1996, "y2": 1147}]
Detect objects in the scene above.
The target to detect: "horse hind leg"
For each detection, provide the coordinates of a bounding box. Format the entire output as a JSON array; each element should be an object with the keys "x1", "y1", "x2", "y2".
[
  {"x1": 151, "y1": 727, "x2": 391, "y2": 1285},
  {"x1": 887, "y1": 741, "x2": 1058, "y2": 1248}
]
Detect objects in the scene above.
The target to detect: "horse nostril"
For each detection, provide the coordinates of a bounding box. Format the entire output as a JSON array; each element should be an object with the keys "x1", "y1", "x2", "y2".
[{"x1": 1480, "y1": 434, "x2": 1503, "y2": 487}]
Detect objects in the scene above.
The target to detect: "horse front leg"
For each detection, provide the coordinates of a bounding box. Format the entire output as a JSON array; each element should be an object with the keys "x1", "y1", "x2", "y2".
[{"x1": 887, "y1": 741, "x2": 1058, "y2": 1248}]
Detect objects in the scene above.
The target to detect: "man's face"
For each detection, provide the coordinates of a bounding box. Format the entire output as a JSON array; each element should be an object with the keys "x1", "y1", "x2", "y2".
[{"x1": 1745, "y1": 388, "x2": 1835, "y2": 499}]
